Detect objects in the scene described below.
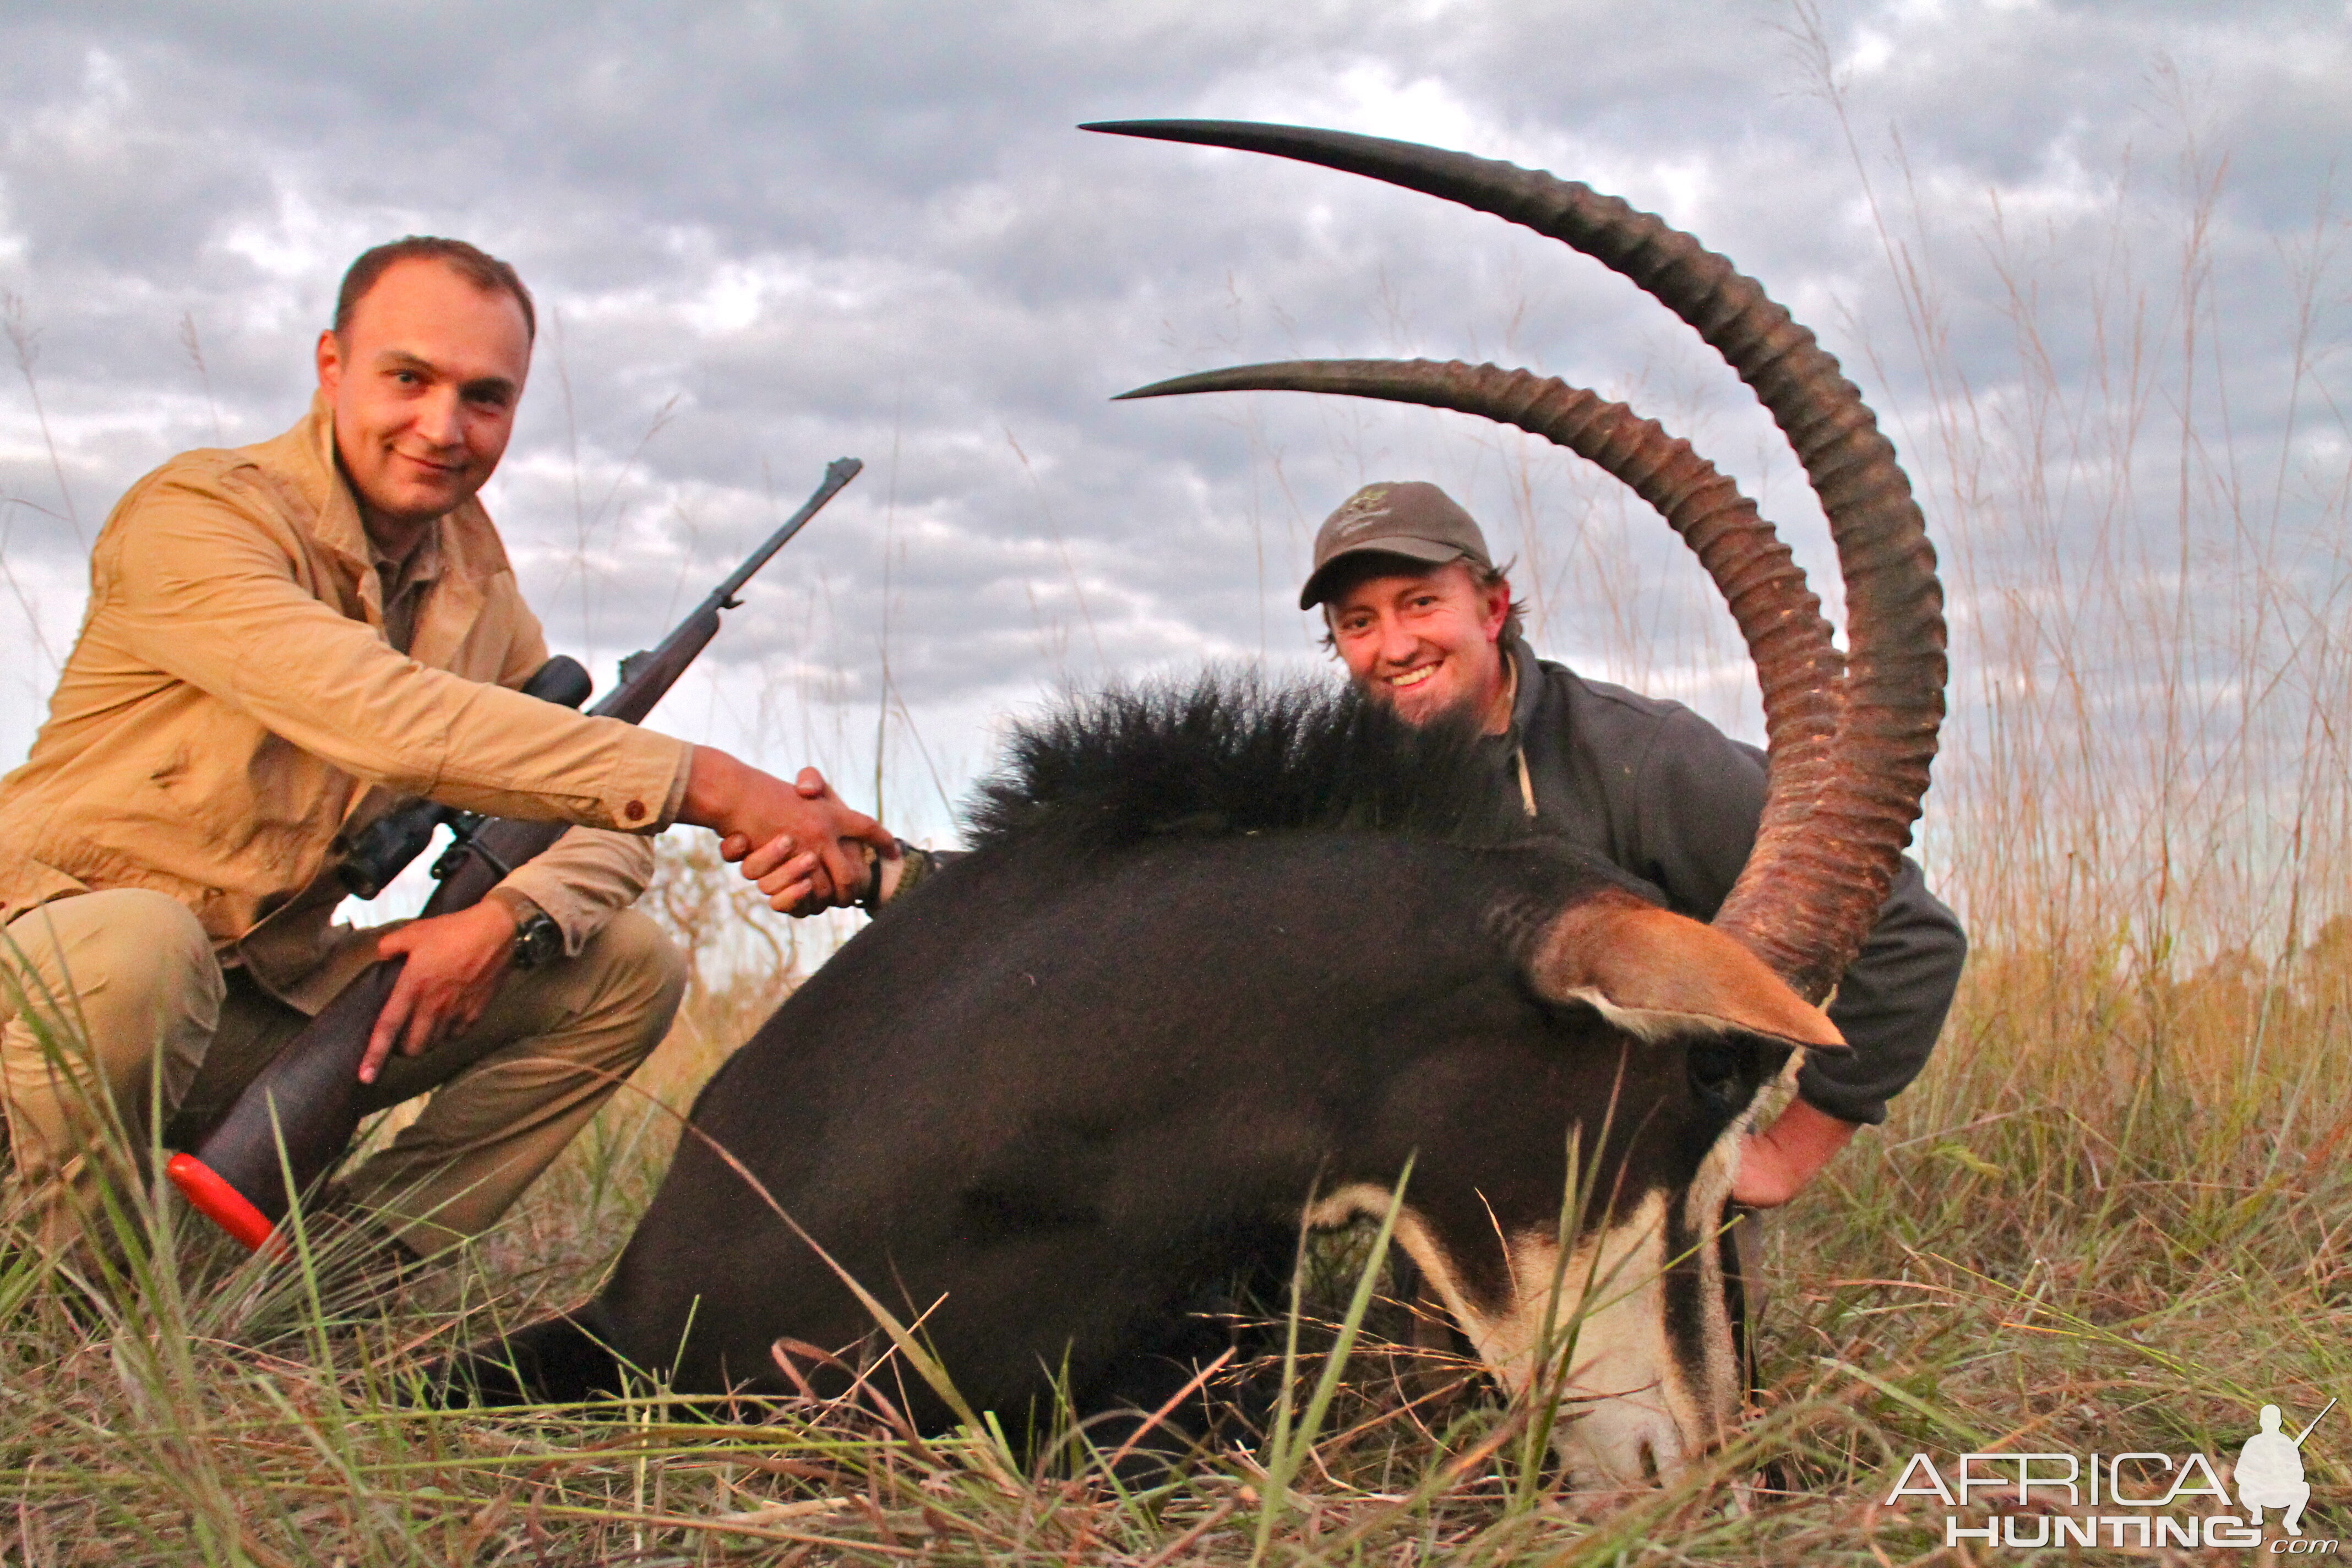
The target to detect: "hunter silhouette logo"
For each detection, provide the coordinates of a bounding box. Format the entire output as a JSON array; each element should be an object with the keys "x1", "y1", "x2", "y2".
[
  {"x1": 2240, "y1": 1400, "x2": 2333, "y2": 1538},
  {"x1": 1887, "y1": 1397, "x2": 2338, "y2": 1551}
]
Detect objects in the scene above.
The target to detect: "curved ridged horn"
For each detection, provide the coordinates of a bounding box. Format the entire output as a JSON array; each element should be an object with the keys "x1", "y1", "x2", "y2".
[{"x1": 1088, "y1": 119, "x2": 1946, "y2": 1003}]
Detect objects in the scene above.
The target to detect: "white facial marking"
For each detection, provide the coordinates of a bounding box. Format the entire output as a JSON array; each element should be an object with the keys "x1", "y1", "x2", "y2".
[
  {"x1": 1479, "y1": 1195, "x2": 1699, "y2": 1491},
  {"x1": 1300, "y1": 1153, "x2": 1751, "y2": 1494},
  {"x1": 1303, "y1": 1184, "x2": 1467, "y2": 1300}
]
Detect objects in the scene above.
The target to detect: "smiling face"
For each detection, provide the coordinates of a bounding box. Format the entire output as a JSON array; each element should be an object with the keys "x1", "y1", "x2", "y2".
[
  {"x1": 314, "y1": 257, "x2": 532, "y2": 551},
  {"x1": 1325, "y1": 557, "x2": 1515, "y2": 729}
]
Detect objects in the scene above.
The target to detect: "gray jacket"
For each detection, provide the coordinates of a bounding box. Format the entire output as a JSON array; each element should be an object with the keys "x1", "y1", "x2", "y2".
[{"x1": 1496, "y1": 638, "x2": 1966, "y2": 1125}]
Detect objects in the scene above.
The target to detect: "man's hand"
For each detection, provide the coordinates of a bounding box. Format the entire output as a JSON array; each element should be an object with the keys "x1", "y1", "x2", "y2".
[
  {"x1": 1732, "y1": 1098, "x2": 1859, "y2": 1207},
  {"x1": 678, "y1": 749, "x2": 897, "y2": 914},
  {"x1": 360, "y1": 901, "x2": 519, "y2": 1084},
  {"x1": 731, "y1": 767, "x2": 905, "y2": 914}
]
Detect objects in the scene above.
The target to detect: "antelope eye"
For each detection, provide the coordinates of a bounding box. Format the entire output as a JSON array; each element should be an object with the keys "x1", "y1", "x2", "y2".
[{"x1": 1686, "y1": 1039, "x2": 1747, "y2": 1113}]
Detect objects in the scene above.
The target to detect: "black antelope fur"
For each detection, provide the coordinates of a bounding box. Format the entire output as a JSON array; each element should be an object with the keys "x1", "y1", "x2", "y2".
[{"x1": 437, "y1": 673, "x2": 1809, "y2": 1462}]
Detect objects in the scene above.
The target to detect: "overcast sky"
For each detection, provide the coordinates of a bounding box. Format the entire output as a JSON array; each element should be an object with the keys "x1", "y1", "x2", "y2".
[{"x1": 3, "y1": 1, "x2": 2346, "y2": 904}]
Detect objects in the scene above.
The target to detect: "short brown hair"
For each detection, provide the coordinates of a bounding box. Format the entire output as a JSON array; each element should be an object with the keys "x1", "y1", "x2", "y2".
[{"x1": 334, "y1": 236, "x2": 536, "y2": 342}]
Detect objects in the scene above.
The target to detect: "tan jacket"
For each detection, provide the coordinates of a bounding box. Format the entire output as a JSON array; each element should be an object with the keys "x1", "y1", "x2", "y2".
[{"x1": 0, "y1": 396, "x2": 693, "y2": 1010}]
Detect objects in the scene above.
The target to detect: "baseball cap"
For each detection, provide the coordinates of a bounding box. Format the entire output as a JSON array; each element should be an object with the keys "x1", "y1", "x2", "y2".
[{"x1": 1298, "y1": 481, "x2": 1494, "y2": 609}]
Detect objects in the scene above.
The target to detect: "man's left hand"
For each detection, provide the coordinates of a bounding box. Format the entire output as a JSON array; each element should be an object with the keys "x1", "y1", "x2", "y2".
[
  {"x1": 360, "y1": 901, "x2": 519, "y2": 1083},
  {"x1": 1732, "y1": 1098, "x2": 1859, "y2": 1207}
]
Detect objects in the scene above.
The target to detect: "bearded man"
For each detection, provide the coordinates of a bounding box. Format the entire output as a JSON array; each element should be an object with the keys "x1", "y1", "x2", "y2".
[
  {"x1": 0, "y1": 237, "x2": 892, "y2": 1268},
  {"x1": 1302, "y1": 480, "x2": 1966, "y2": 1205}
]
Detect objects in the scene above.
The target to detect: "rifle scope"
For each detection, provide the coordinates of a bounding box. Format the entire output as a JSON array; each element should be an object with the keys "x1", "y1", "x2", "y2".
[{"x1": 335, "y1": 655, "x2": 594, "y2": 899}]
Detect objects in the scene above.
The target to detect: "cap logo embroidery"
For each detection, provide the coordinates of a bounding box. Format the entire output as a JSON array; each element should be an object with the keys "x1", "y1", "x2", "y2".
[{"x1": 1331, "y1": 486, "x2": 1396, "y2": 538}]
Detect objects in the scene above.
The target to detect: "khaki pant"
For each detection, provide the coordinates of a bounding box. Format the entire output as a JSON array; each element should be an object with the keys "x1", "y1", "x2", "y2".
[{"x1": 2, "y1": 889, "x2": 684, "y2": 1259}]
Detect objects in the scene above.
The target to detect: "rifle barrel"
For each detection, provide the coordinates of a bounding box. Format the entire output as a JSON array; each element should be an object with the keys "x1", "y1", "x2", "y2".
[{"x1": 703, "y1": 456, "x2": 863, "y2": 619}]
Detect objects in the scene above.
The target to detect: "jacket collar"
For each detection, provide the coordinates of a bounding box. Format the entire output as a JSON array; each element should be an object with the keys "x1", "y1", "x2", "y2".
[
  {"x1": 292, "y1": 390, "x2": 375, "y2": 577},
  {"x1": 1471, "y1": 633, "x2": 1544, "y2": 819},
  {"x1": 277, "y1": 391, "x2": 511, "y2": 599},
  {"x1": 1502, "y1": 631, "x2": 1543, "y2": 738}
]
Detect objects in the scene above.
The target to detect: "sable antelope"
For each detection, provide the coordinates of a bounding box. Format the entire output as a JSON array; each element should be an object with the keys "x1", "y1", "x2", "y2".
[{"x1": 444, "y1": 122, "x2": 1943, "y2": 1490}]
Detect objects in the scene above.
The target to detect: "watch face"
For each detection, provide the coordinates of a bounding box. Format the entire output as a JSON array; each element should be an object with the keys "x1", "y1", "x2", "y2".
[{"x1": 516, "y1": 912, "x2": 562, "y2": 969}]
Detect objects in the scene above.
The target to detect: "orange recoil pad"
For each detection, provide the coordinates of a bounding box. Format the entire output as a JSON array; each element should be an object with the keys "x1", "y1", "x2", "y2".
[{"x1": 166, "y1": 1152, "x2": 288, "y2": 1259}]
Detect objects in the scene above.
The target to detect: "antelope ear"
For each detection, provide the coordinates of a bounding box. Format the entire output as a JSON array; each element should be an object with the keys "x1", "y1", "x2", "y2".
[{"x1": 1531, "y1": 890, "x2": 1848, "y2": 1052}]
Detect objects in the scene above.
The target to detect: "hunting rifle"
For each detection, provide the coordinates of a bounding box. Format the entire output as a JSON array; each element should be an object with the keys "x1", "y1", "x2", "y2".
[{"x1": 167, "y1": 456, "x2": 864, "y2": 1254}]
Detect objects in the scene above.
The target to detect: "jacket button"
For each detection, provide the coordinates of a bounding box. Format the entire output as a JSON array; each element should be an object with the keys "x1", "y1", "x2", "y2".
[{"x1": 623, "y1": 799, "x2": 646, "y2": 822}]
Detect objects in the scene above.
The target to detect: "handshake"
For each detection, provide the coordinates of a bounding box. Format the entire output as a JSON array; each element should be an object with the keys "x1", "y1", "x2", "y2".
[{"x1": 678, "y1": 745, "x2": 907, "y2": 917}]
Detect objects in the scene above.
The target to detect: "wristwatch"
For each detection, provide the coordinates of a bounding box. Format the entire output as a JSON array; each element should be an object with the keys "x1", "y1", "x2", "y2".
[
  {"x1": 512, "y1": 908, "x2": 563, "y2": 971},
  {"x1": 487, "y1": 887, "x2": 564, "y2": 971}
]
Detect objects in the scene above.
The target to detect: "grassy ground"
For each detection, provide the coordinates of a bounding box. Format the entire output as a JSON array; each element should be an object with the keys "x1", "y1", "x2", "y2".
[{"x1": 0, "y1": 841, "x2": 2345, "y2": 1566}]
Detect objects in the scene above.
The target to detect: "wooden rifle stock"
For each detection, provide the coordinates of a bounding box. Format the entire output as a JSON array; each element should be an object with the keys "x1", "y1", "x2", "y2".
[{"x1": 169, "y1": 458, "x2": 861, "y2": 1251}]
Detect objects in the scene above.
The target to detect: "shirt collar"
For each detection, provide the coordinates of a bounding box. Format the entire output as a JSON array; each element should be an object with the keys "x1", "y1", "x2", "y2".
[{"x1": 371, "y1": 518, "x2": 445, "y2": 593}]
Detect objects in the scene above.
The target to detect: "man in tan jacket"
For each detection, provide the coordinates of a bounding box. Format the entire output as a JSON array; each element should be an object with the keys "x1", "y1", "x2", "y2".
[{"x1": 0, "y1": 237, "x2": 893, "y2": 1264}]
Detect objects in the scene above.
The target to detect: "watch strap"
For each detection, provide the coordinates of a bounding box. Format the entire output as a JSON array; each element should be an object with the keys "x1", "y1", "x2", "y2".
[{"x1": 485, "y1": 886, "x2": 563, "y2": 969}]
